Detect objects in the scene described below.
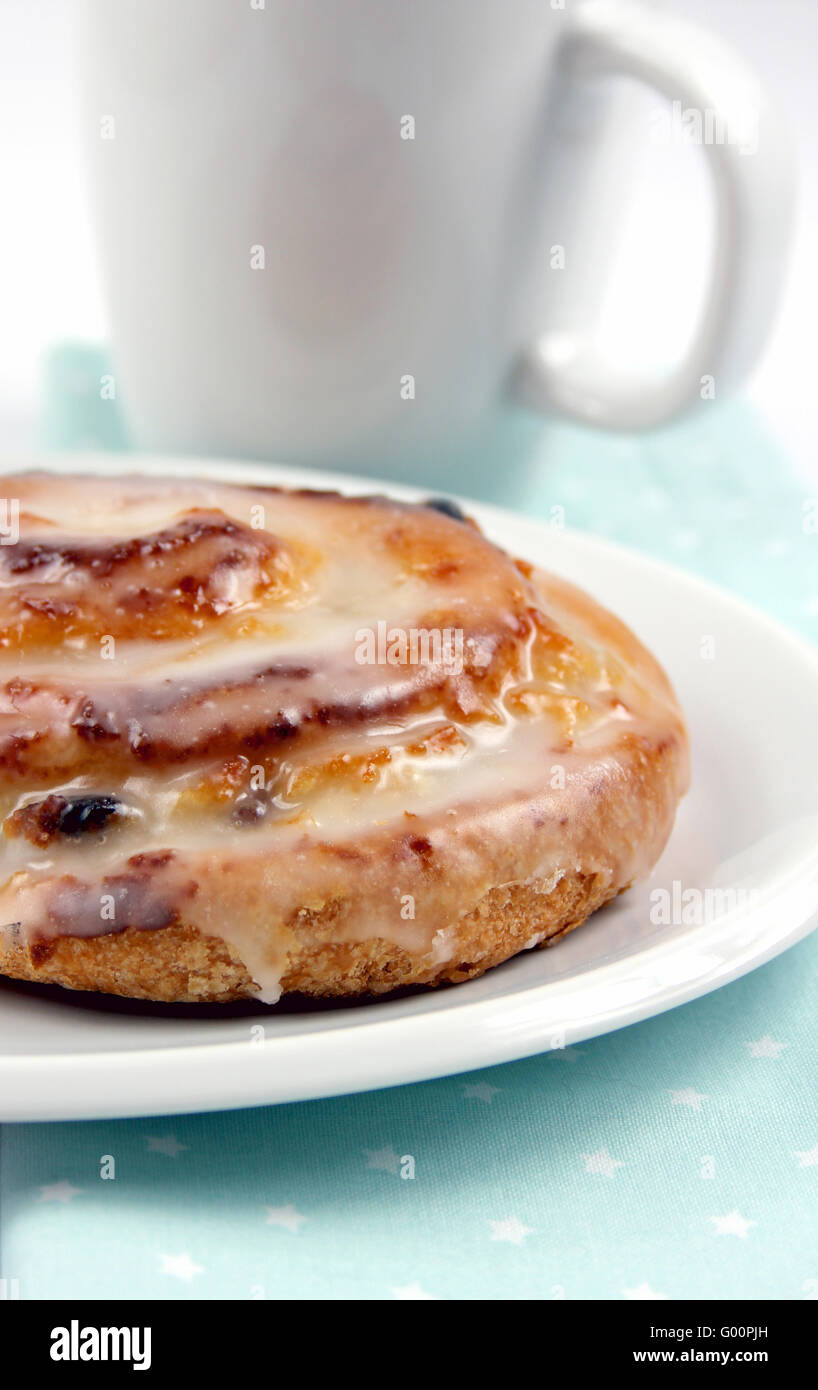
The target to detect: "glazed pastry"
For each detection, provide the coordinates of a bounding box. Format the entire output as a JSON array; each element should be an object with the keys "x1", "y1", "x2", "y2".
[{"x1": 0, "y1": 472, "x2": 688, "y2": 1003}]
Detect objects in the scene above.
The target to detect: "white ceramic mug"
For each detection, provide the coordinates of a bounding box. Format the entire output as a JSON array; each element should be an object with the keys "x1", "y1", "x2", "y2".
[{"x1": 81, "y1": 0, "x2": 793, "y2": 491}]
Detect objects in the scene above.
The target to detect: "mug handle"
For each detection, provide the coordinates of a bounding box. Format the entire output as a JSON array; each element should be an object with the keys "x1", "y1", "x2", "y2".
[{"x1": 515, "y1": 0, "x2": 795, "y2": 431}]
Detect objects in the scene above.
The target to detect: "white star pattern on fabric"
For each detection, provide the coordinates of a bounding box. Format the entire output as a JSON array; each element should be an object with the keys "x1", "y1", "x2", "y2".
[
  {"x1": 711, "y1": 1212, "x2": 756, "y2": 1238},
  {"x1": 488, "y1": 1217, "x2": 534, "y2": 1245},
  {"x1": 364, "y1": 1146, "x2": 401, "y2": 1174},
  {"x1": 670, "y1": 1088, "x2": 708, "y2": 1111},
  {"x1": 146, "y1": 1134, "x2": 189, "y2": 1158},
  {"x1": 463, "y1": 1083, "x2": 500, "y2": 1104},
  {"x1": 392, "y1": 1282, "x2": 437, "y2": 1300},
  {"x1": 582, "y1": 1148, "x2": 624, "y2": 1177},
  {"x1": 746, "y1": 1035, "x2": 787, "y2": 1059},
  {"x1": 158, "y1": 1252, "x2": 204, "y2": 1281},
  {"x1": 264, "y1": 1204, "x2": 307, "y2": 1233},
  {"x1": 794, "y1": 1146, "x2": 818, "y2": 1168},
  {"x1": 622, "y1": 1283, "x2": 668, "y2": 1300},
  {"x1": 38, "y1": 1182, "x2": 82, "y2": 1204}
]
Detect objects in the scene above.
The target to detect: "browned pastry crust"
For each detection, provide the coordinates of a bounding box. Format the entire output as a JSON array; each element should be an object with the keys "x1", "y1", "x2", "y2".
[
  {"x1": 0, "y1": 471, "x2": 688, "y2": 1004},
  {"x1": 0, "y1": 871, "x2": 624, "y2": 1002}
]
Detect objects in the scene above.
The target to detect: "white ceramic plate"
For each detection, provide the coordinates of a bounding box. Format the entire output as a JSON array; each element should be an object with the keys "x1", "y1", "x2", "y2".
[{"x1": 1, "y1": 453, "x2": 817, "y2": 1121}]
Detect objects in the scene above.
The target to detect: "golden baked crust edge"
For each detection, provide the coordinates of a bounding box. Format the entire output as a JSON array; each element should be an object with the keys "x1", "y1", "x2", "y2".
[{"x1": 0, "y1": 869, "x2": 623, "y2": 1004}]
